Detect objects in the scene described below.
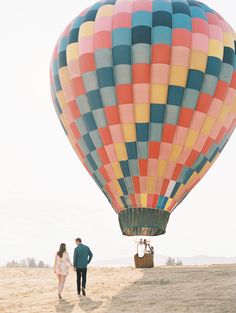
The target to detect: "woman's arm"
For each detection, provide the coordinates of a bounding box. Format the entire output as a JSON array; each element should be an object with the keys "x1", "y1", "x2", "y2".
[{"x1": 66, "y1": 252, "x2": 73, "y2": 267}]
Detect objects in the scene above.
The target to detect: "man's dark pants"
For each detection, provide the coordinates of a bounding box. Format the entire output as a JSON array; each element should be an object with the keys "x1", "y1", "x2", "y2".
[{"x1": 76, "y1": 268, "x2": 87, "y2": 294}]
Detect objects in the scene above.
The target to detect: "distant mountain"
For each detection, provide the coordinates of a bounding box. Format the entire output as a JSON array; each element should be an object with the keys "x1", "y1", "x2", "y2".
[
  {"x1": 175, "y1": 255, "x2": 236, "y2": 266},
  {"x1": 93, "y1": 255, "x2": 236, "y2": 267}
]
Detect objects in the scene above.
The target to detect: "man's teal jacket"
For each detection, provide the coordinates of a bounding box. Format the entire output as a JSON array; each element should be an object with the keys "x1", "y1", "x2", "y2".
[{"x1": 73, "y1": 244, "x2": 93, "y2": 269}]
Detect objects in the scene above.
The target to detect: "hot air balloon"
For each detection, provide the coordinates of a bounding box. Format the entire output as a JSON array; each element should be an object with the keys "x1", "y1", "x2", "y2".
[{"x1": 50, "y1": 0, "x2": 236, "y2": 237}]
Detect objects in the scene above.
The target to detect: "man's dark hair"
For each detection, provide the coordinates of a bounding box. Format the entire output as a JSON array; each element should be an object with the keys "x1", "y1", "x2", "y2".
[{"x1": 75, "y1": 238, "x2": 82, "y2": 243}]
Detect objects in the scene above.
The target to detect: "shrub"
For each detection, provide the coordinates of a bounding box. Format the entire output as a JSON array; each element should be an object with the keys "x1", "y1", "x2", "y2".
[
  {"x1": 166, "y1": 257, "x2": 176, "y2": 266},
  {"x1": 176, "y1": 259, "x2": 183, "y2": 266},
  {"x1": 166, "y1": 257, "x2": 183, "y2": 266},
  {"x1": 5, "y1": 258, "x2": 49, "y2": 268}
]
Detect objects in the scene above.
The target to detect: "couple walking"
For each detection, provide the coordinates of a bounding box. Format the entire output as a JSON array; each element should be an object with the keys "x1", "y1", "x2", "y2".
[{"x1": 54, "y1": 238, "x2": 93, "y2": 298}]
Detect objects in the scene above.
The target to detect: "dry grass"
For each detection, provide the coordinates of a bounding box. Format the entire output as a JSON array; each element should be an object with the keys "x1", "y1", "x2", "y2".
[{"x1": 0, "y1": 265, "x2": 235, "y2": 313}]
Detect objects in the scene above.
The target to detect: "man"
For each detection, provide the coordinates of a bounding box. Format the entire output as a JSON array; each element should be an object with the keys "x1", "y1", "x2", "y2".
[{"x1": 73, "y1": 238, "x2": 93, "y2": 296}]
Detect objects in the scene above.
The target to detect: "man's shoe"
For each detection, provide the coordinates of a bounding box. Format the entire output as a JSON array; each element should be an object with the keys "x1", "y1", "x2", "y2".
[{"x1": 82, "y1": 288, "x2": 86, "y2": 296}]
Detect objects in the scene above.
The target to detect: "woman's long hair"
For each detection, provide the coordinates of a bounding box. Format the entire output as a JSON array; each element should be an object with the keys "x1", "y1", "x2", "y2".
[{"x1": 57, "y1": 243, "x2": 66, "y2": 258}]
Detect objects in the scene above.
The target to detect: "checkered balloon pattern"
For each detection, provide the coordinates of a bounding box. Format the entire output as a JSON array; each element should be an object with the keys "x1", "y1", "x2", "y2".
[{"x1": 50, "y1": 0, "x2": 236, "y2": 236}]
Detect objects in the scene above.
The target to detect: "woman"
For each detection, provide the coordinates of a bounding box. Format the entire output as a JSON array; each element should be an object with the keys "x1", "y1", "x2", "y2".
[{"x1": 54, "y1": 243, "x2": 73, "y2": 298}]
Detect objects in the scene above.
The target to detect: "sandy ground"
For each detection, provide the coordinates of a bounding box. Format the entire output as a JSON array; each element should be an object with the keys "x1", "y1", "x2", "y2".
[{"x1": 0, "y1": 265, "x2": 235, "y2": 313}]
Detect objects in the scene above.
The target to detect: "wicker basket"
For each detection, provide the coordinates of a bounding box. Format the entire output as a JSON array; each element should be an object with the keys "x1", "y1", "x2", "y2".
[{"x1": 134, "y1": 253, "x2": 154, "y2": 268}]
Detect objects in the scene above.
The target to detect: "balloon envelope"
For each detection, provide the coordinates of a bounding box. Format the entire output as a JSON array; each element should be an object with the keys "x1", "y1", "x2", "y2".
[{"x1": 50, "y1": 0, "x2": 236, "y2": 236}]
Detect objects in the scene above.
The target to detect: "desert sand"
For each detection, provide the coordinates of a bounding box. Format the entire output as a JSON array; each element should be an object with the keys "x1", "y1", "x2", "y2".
[{"x1": 0, "y1": 264, "x2": 235, "y2": 313}]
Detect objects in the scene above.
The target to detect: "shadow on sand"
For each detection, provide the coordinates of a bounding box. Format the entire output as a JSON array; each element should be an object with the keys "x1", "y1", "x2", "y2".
[
  {"x1": 103, "y1": 268, "x2": 171, "y2": 313},
  {"x1": 55, "y1": 298, "x2": 75, "y2": 313},
  {"x1": 78, "y1": 296, "x2": 103, "y2": 312}
]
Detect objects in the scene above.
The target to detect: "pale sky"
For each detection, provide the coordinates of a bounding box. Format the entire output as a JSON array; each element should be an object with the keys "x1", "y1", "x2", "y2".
[{"x1": 0, "y1": 0, "x2": 236, "y2": 266}]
